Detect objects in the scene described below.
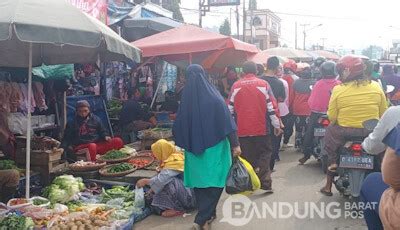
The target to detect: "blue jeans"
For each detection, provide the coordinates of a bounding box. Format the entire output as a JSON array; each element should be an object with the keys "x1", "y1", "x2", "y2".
[{"x1": 360, "y1": 172, "x2": 389, "y2": 230}]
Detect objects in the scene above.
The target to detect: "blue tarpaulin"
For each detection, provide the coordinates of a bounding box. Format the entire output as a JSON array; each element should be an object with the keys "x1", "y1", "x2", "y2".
[{"x1": 107, "y1": 0, "x2": 134, "y2": 25}]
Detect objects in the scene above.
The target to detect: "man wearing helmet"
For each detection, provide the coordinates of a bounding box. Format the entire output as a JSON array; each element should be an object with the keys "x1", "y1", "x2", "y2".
[
  {"x1": 299, "y1": 61, "x2": 341, "y2": 164},
  {"x1": 320, "y1": 56, "x2": 387, "y2": 196},
  {"x1": 312, "y1": 57, "x2": 327, "y2": 80},
  {"x1": 290, "y1": 63, "x2": 316, "y2": 149}
]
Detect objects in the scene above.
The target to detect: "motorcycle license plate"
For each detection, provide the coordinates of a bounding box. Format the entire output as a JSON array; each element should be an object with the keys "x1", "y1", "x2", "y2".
[
  {"x1": 339, "y1": 155, "x2": 374, "y2": 170},
  {"x1": 314, "y1": 128, "x2": 326, "y2": 137}
]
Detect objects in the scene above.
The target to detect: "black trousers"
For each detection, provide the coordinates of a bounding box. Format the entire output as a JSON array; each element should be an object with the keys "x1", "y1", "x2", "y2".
[
  {"x1": 302, "y1": 112, "x2": 324, "y2": 157},
  {"x1": 282, "y1": 114, "x2": 295, "y2": 144},
  {"x1": 194, "y1": 187, "x2": 224, "y2": 226},
  {"x1": 270, "y1": 133, "x2": 282, "y2": 170},
  {"x1": 239, "y1": 136, "x2": 272, "y2": 189}
]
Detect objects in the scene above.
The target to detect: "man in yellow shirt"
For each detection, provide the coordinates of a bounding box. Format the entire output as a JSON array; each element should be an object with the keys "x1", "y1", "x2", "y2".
[{"x1": 320, "y1": 56, "x2": 387, "y2": 196}]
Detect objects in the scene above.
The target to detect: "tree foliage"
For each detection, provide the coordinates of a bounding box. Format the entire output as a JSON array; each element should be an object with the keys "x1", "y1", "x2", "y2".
[
  {"x1": 162, "y1": 0, "x2": 184, "y2": 22},
  {"x1": 219, "y1": 18, "x2": 231, "y2": 36},
  {"x1": 362, "y1": 45, "x2": 384, "y2": 59}
]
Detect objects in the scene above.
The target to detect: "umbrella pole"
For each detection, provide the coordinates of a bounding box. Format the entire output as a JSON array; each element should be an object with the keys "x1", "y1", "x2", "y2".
[
  {"x1": 150, "y1": 62, "x2": 167, "y2": 110},
  {"x1": 25, "y1": 43, "x2": 33, "y2": 199}
]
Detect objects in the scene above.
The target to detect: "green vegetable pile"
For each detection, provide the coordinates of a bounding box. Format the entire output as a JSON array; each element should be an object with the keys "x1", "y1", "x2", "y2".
[
  {"x1": 107, "y1": 99, "x2": 122, "y2": 118},
  {"x1": 32, "y1": 198, "x2": 48, "y2": 206},
  {"x1": 42, "y1": 175, "x2": 85, "y2": 204},
  {"x1": 66, "y1": 200, "x2": 84, "y2": 211},
  {"x1": 101, "y1": 150, "x2": 129, "y2": 160},
  {"x1": 107, "y1": 163, "x2": 134, "y2": 173},
  {"x1": 101, "y1": 186, "x2": 134, "y2": 203},
  {"x1": 0, "y1": 160, "x2": 18, "y2": 170},
  {"x1": 0, "y1": 214, "x2": 34, "y2": 230}
]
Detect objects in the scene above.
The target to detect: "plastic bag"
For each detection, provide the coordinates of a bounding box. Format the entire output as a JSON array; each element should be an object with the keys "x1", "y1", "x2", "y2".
[
  {"x1": 134, "y1": 186, "x2": 145, "y2": 209},
  {"x1": 225, "y1": 157, "x2": 252, "y2": 194},
  {"x1": 238, "y1": 157, "x2": 261, "y2": 195}
]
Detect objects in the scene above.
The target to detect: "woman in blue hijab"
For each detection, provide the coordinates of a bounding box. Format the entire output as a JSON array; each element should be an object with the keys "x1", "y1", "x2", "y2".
[{"x1": 173, "y1": 64, "x2": 241, "y2": 230}]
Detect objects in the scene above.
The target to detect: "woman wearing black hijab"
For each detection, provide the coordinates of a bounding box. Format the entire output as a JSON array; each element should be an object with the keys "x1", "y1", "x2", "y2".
[{"x1": 173, "y1": 64, "x2": 241, "y2": 230}]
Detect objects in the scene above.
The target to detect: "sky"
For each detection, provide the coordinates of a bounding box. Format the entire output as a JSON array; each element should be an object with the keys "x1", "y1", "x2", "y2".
[{"x1": 179, "y1": 0, "x2": 400, "y2": 51}]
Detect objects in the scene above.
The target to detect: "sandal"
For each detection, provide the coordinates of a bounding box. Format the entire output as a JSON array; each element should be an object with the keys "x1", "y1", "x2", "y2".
[
  {"x1": 320, "y1": 188, "x2": 333, "y2": 196},
  {"x1": 328, "y1": 164, "x2": 338, "y2": 172}
]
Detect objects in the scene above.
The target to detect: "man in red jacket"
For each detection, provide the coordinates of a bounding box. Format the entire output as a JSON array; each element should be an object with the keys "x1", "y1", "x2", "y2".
[
  {"x1": 229, "y1": 61, "x2": 282, "y2": 192},
  {"x1": 290, "y1": 64, "x2": 316, "y2": 149}
]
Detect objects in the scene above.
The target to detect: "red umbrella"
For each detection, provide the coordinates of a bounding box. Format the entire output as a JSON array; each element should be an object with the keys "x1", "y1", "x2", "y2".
[
  {"x1": 248, "y1": 50, "x2": 289, "y2": 65},
  {"x1": 312, "y1": 50, "x2": 341, "y2": 61},
  {"x1": 132, "y1": 24, "x2": 258, "y2": 71}
]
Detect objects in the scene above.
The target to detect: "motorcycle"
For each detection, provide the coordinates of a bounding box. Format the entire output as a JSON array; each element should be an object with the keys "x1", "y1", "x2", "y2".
[
  {"x1": 313, "y1": 114, "x2": 330, "y2": 173},
  {"x1": 333, "y1": 119, "x2": 379, "y2": 199}
]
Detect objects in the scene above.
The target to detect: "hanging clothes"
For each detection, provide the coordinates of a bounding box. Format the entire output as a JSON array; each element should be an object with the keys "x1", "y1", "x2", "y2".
[
  {"x1": 32, "y1": 82, "x2": 48, "y2": 111},
  {"x1": 9, "y1": 83, "x2": 22, "y2": 113}
]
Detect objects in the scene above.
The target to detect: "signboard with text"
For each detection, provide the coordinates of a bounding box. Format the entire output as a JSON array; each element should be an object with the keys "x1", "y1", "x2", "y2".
[
  {"x1": 208, "y1": 0, "x2": 240, "y2": 6},
  {"x1": 67, "y1": 0, "x2": 108, "y2": 24}
]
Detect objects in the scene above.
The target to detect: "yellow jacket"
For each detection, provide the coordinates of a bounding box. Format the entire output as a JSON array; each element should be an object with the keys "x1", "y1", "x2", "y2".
[{"x1": 328, "y1": 81, "x2": 387, "y2": 128}]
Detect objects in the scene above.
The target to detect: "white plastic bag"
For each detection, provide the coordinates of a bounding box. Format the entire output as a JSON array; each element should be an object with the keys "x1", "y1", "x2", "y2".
[{"x1": 134, "y1": 186, "x2": 145, "y2": 209}]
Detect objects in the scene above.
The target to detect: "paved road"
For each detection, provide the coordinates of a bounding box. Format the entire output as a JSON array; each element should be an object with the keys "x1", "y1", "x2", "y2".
[{"x1": 134, "y1": 147, "x2": 367, "y2": 230}]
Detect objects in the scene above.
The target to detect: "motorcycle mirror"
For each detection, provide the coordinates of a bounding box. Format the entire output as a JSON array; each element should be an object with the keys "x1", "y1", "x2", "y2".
[
  {"x1": 386, "y1": 85, "x2": 395, "y2": 94},
  {"x1": 363, "y1": 119, "x2": 379, "y2": 131}
]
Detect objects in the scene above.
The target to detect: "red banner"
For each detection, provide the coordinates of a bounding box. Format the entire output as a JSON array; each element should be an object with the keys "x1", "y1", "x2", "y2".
[{"x1": 67, "y1": 0, "x2": 108, "y2": 24}]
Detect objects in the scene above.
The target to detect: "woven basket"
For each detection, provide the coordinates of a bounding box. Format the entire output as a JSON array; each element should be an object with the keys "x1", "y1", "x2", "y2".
[
  {"x1": 136, "y1": 150, "x2": 154, "y2": 157},
  {"x1": 99, "y1": 164, "x2": 138, "y2": 177},
  {"x1": 69, "y1": 162, "x2": 106, "y2": 172},
  {"x1": 98, "y1": 153, "x2": 134, "y2": 163},
  {"x1": 128, "y1": 155, "x2": 155, "y2": 169}
]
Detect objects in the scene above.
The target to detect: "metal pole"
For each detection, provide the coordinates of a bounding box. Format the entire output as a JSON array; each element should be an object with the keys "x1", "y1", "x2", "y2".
[
  {"x1": 150, "y1": 62, "x2": 167, "y2": 110},
  {"x1": 25, "y1": 43, "x2": 33, "y2": 199},
  {"x1": 236, "y1": 5, "x2": 240, "y2": 40},
  {"x1": 295, "y1": 22, "x2": 298, "y2": 49},
  {"x1": 242, "y1": 0, "x2": 246, "y2": 41},
  {"x1": 230, "y1": 8, "x2": 232, "y2": 30},
  {"x1": 199, "y1": 0, "x2": 202, "y2": 27},
  {"x1": 303, "y1": 30, "x2": 306, "y2": 50}
]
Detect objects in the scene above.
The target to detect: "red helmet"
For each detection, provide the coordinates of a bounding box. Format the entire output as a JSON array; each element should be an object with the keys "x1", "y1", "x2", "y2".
[
  {"x1": 283, "y1": 60, "x2": 297, "y2": 73},
  {"x1": 336, "y1": 55, "x2": 364, "y2": 80}
]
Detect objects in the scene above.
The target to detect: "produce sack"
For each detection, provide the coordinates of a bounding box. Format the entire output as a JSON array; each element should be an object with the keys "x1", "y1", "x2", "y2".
[
  {"x1": 225, "y1": 157, "x2": 252, "y2": 194},
  {"x1": 134, "y1": 186, "x2": 145, "y2": 209},
  {"x1": 238, "y1": 156, "x2": 261, "y2": 195}
]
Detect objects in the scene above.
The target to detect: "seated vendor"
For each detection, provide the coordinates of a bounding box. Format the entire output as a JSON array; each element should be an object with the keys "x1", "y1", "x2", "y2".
[
  {"x1": 62, "y1": 100, "x2": 123, "y2": 161},
  {"x1": 0, "y1": 169, "x2": 20, "y2": 203},
  {"x1": 119, "y1": 89, "x2": 154, "y2": 143},
  {"x1": 136, "y1": 139, "x2": 196, "y2": 217},
  {"x1": 159, "y1": 91, "x2": 179, "y2": 114}
]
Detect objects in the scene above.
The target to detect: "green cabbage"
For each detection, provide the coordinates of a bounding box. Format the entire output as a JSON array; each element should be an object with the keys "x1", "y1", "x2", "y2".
[{"x1": 43, "y1": 175, "x2": 86, "y2": 204}]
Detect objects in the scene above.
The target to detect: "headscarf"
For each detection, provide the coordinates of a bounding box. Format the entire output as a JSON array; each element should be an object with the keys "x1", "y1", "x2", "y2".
[
  {"x1": 173, "y1": 64, "x2": 237, "y2": 154},
  {"x1": 151, "y1": 139, "x2": 184, "y2": 171}
]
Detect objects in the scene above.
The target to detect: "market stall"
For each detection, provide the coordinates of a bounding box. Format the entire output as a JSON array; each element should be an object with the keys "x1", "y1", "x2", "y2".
[{"x1": 0, "y1": 0, "x2": 141, "y2": 198}]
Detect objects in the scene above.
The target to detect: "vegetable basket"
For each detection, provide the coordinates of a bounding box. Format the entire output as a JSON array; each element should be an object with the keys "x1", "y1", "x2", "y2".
[
  {"x1": 98, "y1": 153, "x2": 134, "y2": 164},
  {"x1": 99, "y1": 164, "x2": 138, "y2": 177},
  {"x1": 69, "y1": 162, "x2": 106, "y2": 172},
  {"x1": 127, "y1": 156, "x2": 155, "y2": 169}
]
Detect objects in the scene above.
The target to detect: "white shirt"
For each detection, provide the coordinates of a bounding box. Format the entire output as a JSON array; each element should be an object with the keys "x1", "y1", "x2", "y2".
[
  {"x1": 362, "y1": 106, "x2": 400, "y2": 155},
  {"x1": 278, "y1": 78, "x2": 290, "y2": 117}
]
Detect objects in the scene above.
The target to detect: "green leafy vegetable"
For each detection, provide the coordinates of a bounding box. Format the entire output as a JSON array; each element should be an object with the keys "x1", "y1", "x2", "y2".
[
  {"x1": 101, "y1": 185, "x2": 134, "y2": 203},
  {"x1": 42, "y1": 175, "x2": 85, "y2": 204},
  {"x1": 102, "y1": 150, "x2": 129, "y2": 160},
  {"x1": 0, "y1": 160, "x2": 17, "y2": 170},
  {"x1": 0, "y1": 214, "x2": 34, "y2": 230},
  {"x1": 107, "y1": 163, "x2": 134, "y2": 173}
]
